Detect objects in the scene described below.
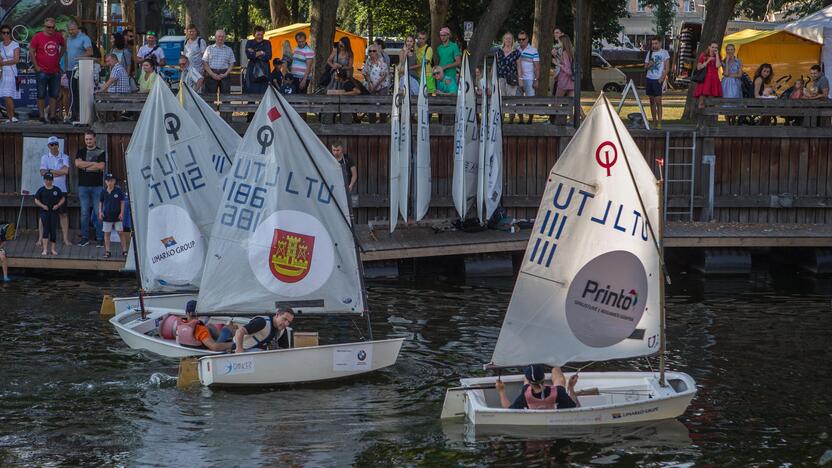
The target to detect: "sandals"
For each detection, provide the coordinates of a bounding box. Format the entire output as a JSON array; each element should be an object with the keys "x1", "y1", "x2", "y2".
[{"x1": 104, "y1": 251, "x2": 111, "y2": 258}]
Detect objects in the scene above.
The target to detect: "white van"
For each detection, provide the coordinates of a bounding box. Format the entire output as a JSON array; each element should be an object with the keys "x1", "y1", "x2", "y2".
[{"x1": 548, "y1": 52, "x2": 627, "y2": 92}]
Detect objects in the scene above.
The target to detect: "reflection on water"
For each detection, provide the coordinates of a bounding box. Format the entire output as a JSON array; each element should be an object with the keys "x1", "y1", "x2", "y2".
[{"x1": 0, "y1": 271, "x2": 831, "y2": 466}]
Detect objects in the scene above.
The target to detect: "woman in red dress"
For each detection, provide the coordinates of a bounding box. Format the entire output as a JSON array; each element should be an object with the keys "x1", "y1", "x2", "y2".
[{"x1": 694, "y1": 42, "x2": 723, "y2": 111}]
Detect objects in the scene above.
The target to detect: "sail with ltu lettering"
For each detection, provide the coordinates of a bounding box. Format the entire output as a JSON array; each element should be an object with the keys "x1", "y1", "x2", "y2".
[
  {"x1": 452, "y1": 52, "x2": 478, "y2": 218},
  {"x1": 415, "y1": 59, "x2": 431, "y2": 221},
  {"x1": 491, "y1": 95, "x2": 661, "y2": 367},
  {"x1": 484, "y1": 57, "x2": 503, "y2": 221},
  {"x1": 179, "y1": 83, "x2": 241, "y2": 177},
  {"x1": 476, "y1": 57, "x2": 487, "y2": 224},
  {"x1": 196, "y1": 88, "x2": 363, "y2": 314},
  {"x1": 125, "y1": 78, "x2": 222, "y2": 291},
  {"x1": 399, "y1": 65, "x2": 412, "y2": 223}
]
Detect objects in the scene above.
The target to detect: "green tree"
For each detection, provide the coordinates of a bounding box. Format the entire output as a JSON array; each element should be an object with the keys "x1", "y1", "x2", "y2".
[{"x1": 643, "y1": 0, "x2": 676, "y2": 44}]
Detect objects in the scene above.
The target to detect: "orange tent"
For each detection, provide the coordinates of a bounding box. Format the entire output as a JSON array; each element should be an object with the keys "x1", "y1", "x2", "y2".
[{"x1": 257, "y1": 23, "x2": 368, "y2": 72}]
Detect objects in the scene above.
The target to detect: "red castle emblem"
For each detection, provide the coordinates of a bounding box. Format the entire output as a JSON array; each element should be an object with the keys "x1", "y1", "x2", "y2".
[{"x1": 269, "y1": 229, "x2": 315, "y2": 283}]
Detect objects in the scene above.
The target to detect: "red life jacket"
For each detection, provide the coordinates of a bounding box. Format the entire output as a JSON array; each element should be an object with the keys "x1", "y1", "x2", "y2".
[
  {"x1": 524, "y1": 384, "x2": 558, "y2": 409},
  {"x1": 176, "y1": 318, "x2": 204, "y2": 347},
  {"x1": 158, "y1": 315, "x2": 180, "y2": 340}
]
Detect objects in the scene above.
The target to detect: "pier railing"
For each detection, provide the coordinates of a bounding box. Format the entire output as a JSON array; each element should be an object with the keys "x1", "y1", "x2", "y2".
[{"x1": 700, "y1": 97, "x2": 832, "y2": 129}]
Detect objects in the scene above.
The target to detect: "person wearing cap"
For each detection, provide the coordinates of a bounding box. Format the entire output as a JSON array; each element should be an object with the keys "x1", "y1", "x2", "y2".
[
  {"x1": 136, "y1": 30, "x2": 165, "y2": 70},
  {"x1": 98, "y1": 173, "x2": 126, "y2": 258},
  {"x1": 232, "y1": 307, "x2": 295, "y2": 354},
  {"x1": 75, "y1": 129, "x2": 105, "y2": 247},
  {"x1": 436, "y1": 27, "x2": 461, "y2": 86},
  {"x1": 39, "y1": 136, "x2": 71, "y2": 247},
  {"x1": 177, "y1": 300, "x2": 235, "y2": 351},
  {"x1": 33, "y1": 171, "x2": 65, "y2": 256},
  {"x1": 495, "y1": 365, "x2": 579, "y2": 410}
]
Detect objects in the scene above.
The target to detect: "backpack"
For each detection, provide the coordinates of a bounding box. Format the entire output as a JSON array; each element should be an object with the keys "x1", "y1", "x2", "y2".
[{"x1": 740, "y1": 73, "x2": 754, "y2": 98}]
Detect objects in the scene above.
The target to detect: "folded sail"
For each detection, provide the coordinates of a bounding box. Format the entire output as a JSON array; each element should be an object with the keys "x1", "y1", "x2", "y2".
[
  {"x1": 389, "y1": 68, "x2": 401, "y2": 232},
  {"x1": 197, "y1": 89, "x2": 363, "y2": 314},
  {"x1": 125, "y1": 78, "x2": 222, "y2": 291},
  {"x1": 484, "y1": 57, "x2": 503, "y2": 221},
  {"x1": 452, "y1": 52, "x2": 478, "y2": 218},
  {"x1": 415, "y1": 60, "x2": 432, "y2": 221},
  {"x1": 476, "y1": 57, "x2": 487, "y2": 224},
  {"x1": 399, "y1": 68, "x2": 411, "y2": 222},
  {"x1": 179, "y1": 83, "x2": 241, "y2": 177},
  {"x1": 491, "y1": 95, "x2": 661, "y2": 367}
]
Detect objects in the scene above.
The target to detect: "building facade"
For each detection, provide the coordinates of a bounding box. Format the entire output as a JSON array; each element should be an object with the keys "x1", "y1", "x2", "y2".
[{"x1": 622, "y1": 0, "x2": 706, "y2": 49}]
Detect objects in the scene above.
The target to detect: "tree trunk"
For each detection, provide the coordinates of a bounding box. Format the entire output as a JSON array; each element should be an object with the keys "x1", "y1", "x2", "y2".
[
  {"x1": 683, "y1": 0, "x2": 738, "y2": 120},
  {"x1": 532, "y1": 0, "x2": 557, "y2": 97},
  {"x1": 468, "y1": 0, "x2": 515, "y2": 68},
  {"x1": 269, "y1": 0, "x2": 292, "y2": 28},
  {"x1": 183, "y1": 0, "x2": 210, "y2": 38},
  {"x1": 429, "y1": 0, "x2": 450, "y2": 53},
  {"x1": 578, "y1": 0, "x2": 593, "y2": 91},
  {"x1": 309, "y1": 0, "x2": 338, "y2": 93},
  {"x1": 290, "y1": 0, "x2": 299, "y2": 23},
  {"x1": 145, "y1": 0, "x2": 163, "y2": 35}
]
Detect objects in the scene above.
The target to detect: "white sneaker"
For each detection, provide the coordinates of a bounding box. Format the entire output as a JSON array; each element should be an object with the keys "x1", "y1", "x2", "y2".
[{"x1": 8, "y1": 117, "x2": 18, "y2": 123}]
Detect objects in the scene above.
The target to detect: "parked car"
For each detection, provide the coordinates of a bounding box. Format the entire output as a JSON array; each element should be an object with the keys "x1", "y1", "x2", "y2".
[{"x1": 548, "y1": 52, "x2": 627, "y2": 92}]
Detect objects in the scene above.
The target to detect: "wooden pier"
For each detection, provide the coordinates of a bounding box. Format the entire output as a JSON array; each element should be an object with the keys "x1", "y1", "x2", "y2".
[{"x1": 2, "y1": 93, "x2": 831, "y2": 273}]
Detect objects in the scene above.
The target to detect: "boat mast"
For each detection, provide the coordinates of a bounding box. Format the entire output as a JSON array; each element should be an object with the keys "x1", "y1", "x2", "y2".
[
  {"x1": 270, "y1": 87, "x2": 373, "y2": 340},
  {"x1": 182, "y1": 83, "x2": 233, "y2": 167},
  {"x1": 122, "y1": 174, "x2": 146, "y2": 319}
]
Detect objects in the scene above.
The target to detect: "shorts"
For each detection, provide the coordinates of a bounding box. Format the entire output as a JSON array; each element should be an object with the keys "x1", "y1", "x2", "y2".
[
  {"x1": 645, "y1": 78, "x2": 663, "y2": 97},
  {"x1": 102, "y1": 221, "x2": 123, "y2": 232},
  {"x1": 54, "y1": 203, "x2": 67, "y2": 214},
  {"x1": 36, "y1": 72, "x2": 61, "y2": 100}
]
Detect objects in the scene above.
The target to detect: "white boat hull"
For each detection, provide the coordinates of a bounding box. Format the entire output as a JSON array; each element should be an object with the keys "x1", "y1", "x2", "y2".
[
  {"x1": 198, "y1": 338, "x2": 405, "y2": 386},
  {"x1": 110, "y1": 308, "x2": 224, "y2": 358},
  {"x1": 441, "y1": 371, "x2": 696, "y2": 427},
  {"x1": 113, "y1": 293, "x2": 198, "y2": 315}
]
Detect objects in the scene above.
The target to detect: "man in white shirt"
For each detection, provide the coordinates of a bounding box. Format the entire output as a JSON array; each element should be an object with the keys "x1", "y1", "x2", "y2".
[
  {"x1": 183, "y1": 24, "x2": 207, "y2": 91},
  {"x1": 644, "y1": 36, "x2": 670, "y2": 128},
  {"x1": 517, "y1": 31, "x2": 540, "y2": 97},
  {"x1": 179, "y1": 55, "x2": 203, "y2": 91},
  {"x1": 137, "y1": 30, "x2": 166, "y2": 69},
  {"x1": 39, "y1": 136, "x2": 71, "y2": 246},
  {"x1": 202, "y1": 29, "x2": 236, "y2": 95}
]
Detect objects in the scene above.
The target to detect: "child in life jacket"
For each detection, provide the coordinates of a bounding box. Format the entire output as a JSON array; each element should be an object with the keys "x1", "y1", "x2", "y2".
[
  {"x1": 176, "y1": 300, "x2": 234, "y2": 352},
  {"x1": 495, "y1": 364, "x2": 579, "y2": 410}
]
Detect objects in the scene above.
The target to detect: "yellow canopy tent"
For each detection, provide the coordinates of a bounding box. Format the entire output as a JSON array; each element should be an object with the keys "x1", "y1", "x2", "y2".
[
  {"x1": 721, "y1": 29, "x2": 821, "y2": 93},
  {"x1": 257, "y1": 23, "x2": 368, "y2": 72}
]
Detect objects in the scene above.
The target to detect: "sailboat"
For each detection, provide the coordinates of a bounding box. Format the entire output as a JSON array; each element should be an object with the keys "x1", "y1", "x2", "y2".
[
  {"x1": 483, "y1": 57, "x2": 503, "y2": 222},
  {"x1": 193, "y1": 87, "x2": 403, "y2": 386},
  {"x1": 113, "y1": 82, "x2": 242, "y2": 315},
  {"x1": 415, "y1": 59, "x2": 431, "y2": 221},
  {"x1": 389, "y1": 67, "x2": 412, "y2": 232},
  {"x1": 440, "y1": 95, "x2": 696, "y2": 426},
  {"x1": 452, "y1": 52, "x2": 479, "y2": 219}
]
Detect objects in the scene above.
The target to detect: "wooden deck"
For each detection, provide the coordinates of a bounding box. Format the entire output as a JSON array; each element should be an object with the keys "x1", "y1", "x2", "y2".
[
  {"x1": 4, "y1": 222, "x2": 831, "y2": 272},
  {"x1": 5, "y1": 230, "x2": 126, "y2": 271}
]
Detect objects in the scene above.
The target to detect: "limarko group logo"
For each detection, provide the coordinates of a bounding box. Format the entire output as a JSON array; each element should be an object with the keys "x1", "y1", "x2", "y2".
[
  {"x1": 564, "y1": 250, "x2": 649, "y2": 348},
  {"x1": 146, "y1": 205, "x2": 204, "y2": 285},
  {"x1": 249, "y1": 210, "x2": 335, "y2": 296}
]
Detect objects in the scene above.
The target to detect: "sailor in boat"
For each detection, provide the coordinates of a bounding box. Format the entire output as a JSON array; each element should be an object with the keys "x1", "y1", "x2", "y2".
[
  {"x1": 495, "y1": 364, "x2": 580, "y2": 410},
  {"x1": 232, "y1": 307, "x2": 294, "y2": 353},
  {"x1": 175, "y1": 300, "x2": 234, "y2": 352}
]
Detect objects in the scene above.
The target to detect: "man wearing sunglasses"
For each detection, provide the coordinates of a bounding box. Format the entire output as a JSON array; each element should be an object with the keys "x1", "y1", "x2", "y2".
[{"x1": 30, "y1": 17, "x2": 65, "y2": 124}]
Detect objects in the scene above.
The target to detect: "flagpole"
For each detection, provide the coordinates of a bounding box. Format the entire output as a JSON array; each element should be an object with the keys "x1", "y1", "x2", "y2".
[{"x1": 269, "y1": 86, "x2": 373, "y2": 341}]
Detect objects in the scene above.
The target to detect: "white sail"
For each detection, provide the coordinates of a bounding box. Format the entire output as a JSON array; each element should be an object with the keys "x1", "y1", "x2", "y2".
[
  {"x1": 452, "y1": 52, "x2": 478, "y2": 218},
  {"x1": 476, "y1": 57, "x2": 488, "y2": 224},
  {"x1": 125, "y1": 78, "x2": 222, "y2": 291},
  {"x1": 197, "y1": 88, "x2": 364, "y2": 314},
  {"x1": 415, "y1": 59, "x2": 432, "y2": 221},
  {"x1": 389, "y1": 68, "x2": 401, "y2": 232},
  {"x1": 179, "y1": 83, "x2": 241, "y2": 177},
  {"x1": 491, "y1": 95, "x2": 662, "y2": 367},
  {"x1": 484, "y1": 57, "x2": 503, "y2": 221},
  {"x1": 399, "y1": 65, "x2": 411, "y2": 222}
]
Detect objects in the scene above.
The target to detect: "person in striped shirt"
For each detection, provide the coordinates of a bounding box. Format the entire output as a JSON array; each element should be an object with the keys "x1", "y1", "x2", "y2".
[
  {"x1": 290, "y1": 31, "x2": 314, "y2": 93},
  {"x1": 516, "y1": 31, "x2": 540, "y2": 98}
]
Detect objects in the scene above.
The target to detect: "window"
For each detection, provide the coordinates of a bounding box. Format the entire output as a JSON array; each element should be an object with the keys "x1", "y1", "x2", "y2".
[
  {"x1": 686, "y1": 0, "x2": 696, "y2": 12},
  {"x1": 637, "y1": 1, "x2": 646, "y2": 12}
]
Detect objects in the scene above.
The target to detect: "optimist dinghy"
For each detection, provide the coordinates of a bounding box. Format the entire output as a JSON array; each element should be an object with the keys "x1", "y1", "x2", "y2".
[{"x1": 440, "y1": 95, "x2": 696, "y2": 427}]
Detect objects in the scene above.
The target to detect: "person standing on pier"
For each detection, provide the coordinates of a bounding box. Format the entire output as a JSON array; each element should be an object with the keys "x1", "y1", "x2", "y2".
[
  {"x1": 290, "y1": 31, "x2": 314, "y2": 94},
  {"x1": 34, "y1": 172, "x2": 65, "y2": 256},
  {"x1": 331, "y1": 142, "x2": 357, "y2": 211},
  {"x1": 644, "y1": 36, "x2": 669, "y2": 129},
  {"x1": 202, "y1": 29, "x2": 235, "y2": 96},
  {"x1": 30, "y1": 17, "x2": 65, "y2": 124},
  {"x1": 0, "y1": 24, "x2": 21, "y2": 123},
  {"x1": 39, "y1": 137, "x2": 71, "y2": 246},
  {"x1": 75, "y1": 129, "x2": 105, "y2": 247},
  {"x1": 98, "y1": 173, "x2": 126, "y2": 258},
  {"x1": 183, "y1": 24, "x2": 207, "y2": 92}
]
